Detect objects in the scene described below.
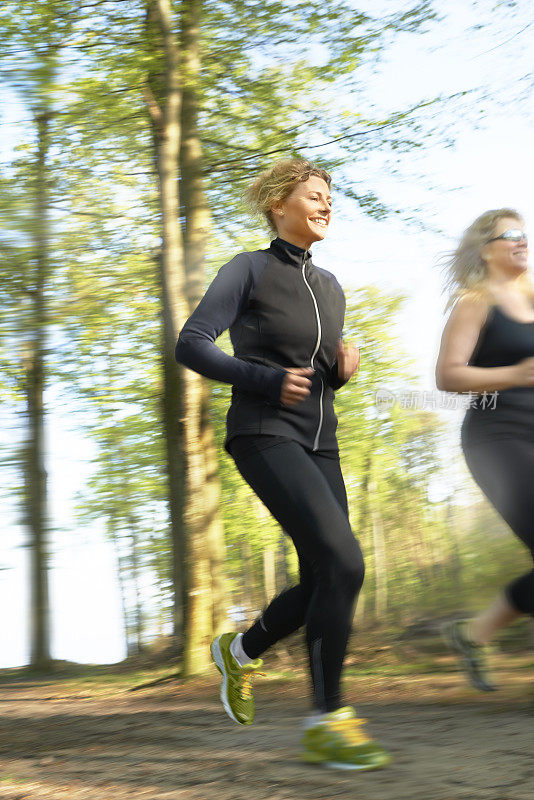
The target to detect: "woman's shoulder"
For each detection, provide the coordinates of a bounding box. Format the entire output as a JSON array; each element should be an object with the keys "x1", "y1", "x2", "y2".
[
  {"x1": 219, "y1": 248, "x2": 270, "y2": 271},
  {"x1": 446, "y1": 290, "x2": 495, "y2": 346},
  {"x1": 452, "y1": 288, "x2": 493, "y2": 317},
  {"x1": 214, "y1": 249, "x2": 270, "y2": 284},
  {"x1": 314, "y1": 264, "x2": 344, "y2": 293},
  {"x1": 448, "y1": 290, "x2": 494, "y2": 339}
]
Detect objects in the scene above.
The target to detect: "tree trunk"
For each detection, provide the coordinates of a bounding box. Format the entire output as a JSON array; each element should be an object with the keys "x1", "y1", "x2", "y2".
[
  {"x1": 182, "y1": 368, "x2": 214, "y2": 674},
  {"x1": 253, "y1": 497, "x2": 275, "y2": 604},
  {"x1": 180, "y1": 0, "x2": 228, "y2": 639},
  {"x1": 148, "y1": 532, "x2": 169, "y2": 639},
  {"x1": 179, "y1": 0, "x2": 210, "y2": 310},
  {"x1": 275, "y1": 533, "x2": 290, "y2": 593},
  {"x1": 241, "y1": 534, "x2": 257, "y2": 621},
  {"x1": 179, "y1": 0, "x2": 231, "y2": 663},
  {"x1": 145, "y1": 0, "x2": 228, "y2": 673},
  {"x1": 263, "y1": 545, "x2": 276, "y2": 605},
  {"x1": 128, "y1": 519, "x2": 144, "y2": 654},
  {"x1": 368, "y1": 478, "x2": 387, "y2": 621},
  {"x1": 110, "y1": 526, "x2": 134, "y2": 657},
  {"x1": 25, "y1": 110, "x2": 52, "y2": 670},
  {"x1": 445, "y1": 494, "x2": 463, "y2": 598},
  {"x1": 353, "y1": 454, "x2": 373, "y2": 627},
  {"x1": 145, "y1": 0, "x2": 189, "y2": 650},
  {"x1": 408, "y1": 504, "x2": 430, "y2": 595},
  {"x1": 356, "y1": 453, "x2": 372, "y2": 533},
  {"x1": 200, "y1": 384, "x2": 229, "y2": 634}
]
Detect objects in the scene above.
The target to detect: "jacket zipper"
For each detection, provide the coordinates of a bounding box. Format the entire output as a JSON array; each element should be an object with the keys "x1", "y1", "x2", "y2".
[{"x1": 301, "y1": 254, "x2": 324, "y2": 451}]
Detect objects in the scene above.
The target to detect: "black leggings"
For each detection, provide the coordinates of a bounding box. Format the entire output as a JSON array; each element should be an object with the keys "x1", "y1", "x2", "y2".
[
  {"x1": 461, "y1": 414, "x2": 534, "y2": 615},
  {"x1": 229, "y1": 435, "x2": 365, "y2": 713}
]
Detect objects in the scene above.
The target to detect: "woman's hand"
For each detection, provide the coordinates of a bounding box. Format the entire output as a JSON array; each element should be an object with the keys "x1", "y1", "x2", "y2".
[
  {"x1": 280, "y1": 367, "x2": 314, "y2": 406},
  {"x1": 336, "y1": 338, "x2": 360, "y2": 383},
  {"x1": 511, "y1": 357, "x2": 534, "y2": 387}
]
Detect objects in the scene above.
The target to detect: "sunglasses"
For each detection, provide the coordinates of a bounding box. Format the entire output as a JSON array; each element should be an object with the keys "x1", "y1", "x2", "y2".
[{"x1": 487, "y1": 229, "x2": 528, "y2": 244}]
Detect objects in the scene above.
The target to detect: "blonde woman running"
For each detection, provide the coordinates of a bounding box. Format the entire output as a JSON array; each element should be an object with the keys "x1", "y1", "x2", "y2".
[
  {"x1": 436, "y1": 209, "x2": 533, "y2": 690},
  {"x1": 175, "y1": 158, "x2": 390, "y2": 770}
]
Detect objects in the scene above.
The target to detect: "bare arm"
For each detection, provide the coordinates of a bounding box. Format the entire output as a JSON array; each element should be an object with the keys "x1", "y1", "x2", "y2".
[{"x1": 435, "y1": 295, "x2": 528, "y2": 393}]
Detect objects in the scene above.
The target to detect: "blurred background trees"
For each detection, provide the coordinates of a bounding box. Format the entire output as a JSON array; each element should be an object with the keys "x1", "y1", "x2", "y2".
[{"x1": 1, "y1": 0, "x2": 532, "y2": 672}]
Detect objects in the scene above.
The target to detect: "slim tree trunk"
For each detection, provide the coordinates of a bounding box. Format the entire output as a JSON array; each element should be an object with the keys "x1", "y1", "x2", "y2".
[
  {"x1": 408, "y1": 505, "x2": 430, "y2": 594},
  {"x1": 200, "y1": 385, "x2": 229, "y2": 634},
  {"x1": 180, "y1": 0, "x2": 228, "y2": 638},
  {"x1": 263, "y1": 546, "x2": 276, "y2": 605},
  {"x1": 241, "y1": 535, "x2": 257, "y2": 620},
  {"x1": 179, "y1": 0, "x2": 210, "y2": 310},
  {"x1": 275, "y1": 533, "x2": 290, "y2": 593},
  {"x1": 177, "y1": 0, "x2": 214, "y2": 670},
  {"x1": 254, "y1": 498, "x2": 275, "y2": 604},
  {"x1": 144, "y1": 0, "x2": 189, "y2": 650},
  {"x1": 110, "y1": 525, "x2": 134, "y2": 656},
  {"x1": 146, "y1": 0, "x2": 226, "y2": 672},
  {"x1": 24, "y1": 110, "x2": 52, "y2": 670},
  {"x1": 159, "y1": 271, "x2": 187, "y2": 647},
  {"x1": 445, "y1": 494, "x2": 463, "y2": 597},
  {"x1": 368, "y1": 477, "x2": 387, "y2": 621},
  {"x1": 128, "y1": 520, "x2": 144, "y2": 653},
  {"x1": 354, "y1": 456, "x2": 373, "y2": 627},
  {"x1": 182, "y1": 367, "x2": 214, "y2": 674},
  {"x1": 354, "y1": 425, "x2": 381, "y2": 625},
  {"x1": 148, "y1": 532, "x2": 169, "y2": 639}
]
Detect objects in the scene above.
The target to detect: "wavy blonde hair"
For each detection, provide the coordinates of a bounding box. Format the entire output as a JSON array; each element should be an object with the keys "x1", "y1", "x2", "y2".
[
  {"x1": 441, "y1": 208, "x2": 533, "y2": 313},
  {"x1": 246, "y1": 158, "x2": 332, "y2": 235}
]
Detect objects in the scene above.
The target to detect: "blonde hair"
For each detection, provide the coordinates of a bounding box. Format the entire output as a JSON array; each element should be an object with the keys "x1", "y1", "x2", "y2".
[
  {"x1": 246, "y1": 158, "x2": 332, "y2": 234},
  {"x1": 441, "y1": 208, "x2": 533, "y2": 313}
]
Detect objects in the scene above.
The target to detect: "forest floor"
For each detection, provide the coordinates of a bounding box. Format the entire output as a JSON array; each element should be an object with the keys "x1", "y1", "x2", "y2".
[{"x1": 0, "y1": 639, "x2": 533, "y2": 800}]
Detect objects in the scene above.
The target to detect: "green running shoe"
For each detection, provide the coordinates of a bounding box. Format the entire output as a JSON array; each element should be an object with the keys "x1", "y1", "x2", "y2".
[
  {"x1": 445, "y1": 619, "x2": 497, "y2": 692},
  {"x1": 301, "y1": 706, "x2": 392, "y2": 771},
  {"x1": 210, "y1": 632, "x2": 263, "y2": 725}
]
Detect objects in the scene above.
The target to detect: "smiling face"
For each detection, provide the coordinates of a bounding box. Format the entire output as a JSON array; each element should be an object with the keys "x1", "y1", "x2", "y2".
[
  {"x1": 271, "y1": 176, "x2": 332, "y2": 250},
  {"x1": 481, "y1": 215, "x2": 529, "y2": 278}
]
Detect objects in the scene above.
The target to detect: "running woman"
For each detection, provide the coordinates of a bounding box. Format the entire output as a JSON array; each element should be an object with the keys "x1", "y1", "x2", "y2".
[
  {"x1": 435, "y1": 209, "x2": 534, "y2": 691},
  {"x1": 175, "y1": 158, "x2": 390, "y2": 770}
]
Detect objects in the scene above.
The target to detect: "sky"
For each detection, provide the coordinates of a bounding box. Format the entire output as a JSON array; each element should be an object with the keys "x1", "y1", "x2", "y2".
[{"x1": 1, "y1": 1, "x2": 533, "y2": 667}]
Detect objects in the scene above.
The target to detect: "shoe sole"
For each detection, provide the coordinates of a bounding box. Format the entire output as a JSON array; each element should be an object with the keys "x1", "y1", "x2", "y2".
[
  {"x1": 301, "y1": 753, "x2": 392, "y2": 771},
  {"x1": 210, "y1": 636, "x2": 250, "y2": 726}
]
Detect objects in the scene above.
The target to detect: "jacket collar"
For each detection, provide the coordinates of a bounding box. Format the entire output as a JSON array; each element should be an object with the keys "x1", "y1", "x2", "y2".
[{"x1": 270, "y1": 237, "x2": 312, "y2": 268}]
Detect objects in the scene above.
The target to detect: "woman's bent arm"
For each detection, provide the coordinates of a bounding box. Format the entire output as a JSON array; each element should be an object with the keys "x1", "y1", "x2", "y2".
[
  {"x1": 435, "y1": 294, "x2": 520, "y2": 393},
  {"x1": 175, "y1": 253, "x2": 286, "y2": 402}
]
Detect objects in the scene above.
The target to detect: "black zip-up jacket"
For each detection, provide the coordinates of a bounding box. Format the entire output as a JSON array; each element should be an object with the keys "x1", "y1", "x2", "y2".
[{"x1": 175, "y1": 237, "x2": 349, "y2": 455}]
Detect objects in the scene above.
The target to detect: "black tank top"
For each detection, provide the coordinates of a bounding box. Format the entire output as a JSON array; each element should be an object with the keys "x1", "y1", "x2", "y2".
[{"x1": 468, "y1": 304, "x2": 534, "y2": 410}]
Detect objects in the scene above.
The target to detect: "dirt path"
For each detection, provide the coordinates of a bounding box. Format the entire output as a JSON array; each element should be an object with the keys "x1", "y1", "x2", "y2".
[{"x1": 0, "y1": 655, "x2": 532, "y2": 800}]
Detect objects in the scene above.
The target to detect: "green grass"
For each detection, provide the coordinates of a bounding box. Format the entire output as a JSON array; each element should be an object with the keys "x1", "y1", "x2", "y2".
[
  {"x1": 0, "y1": 660, "x2": 181, "y2": 694},
  {"x1": 343, "y1": 659, "x2": 442, "y2": 678},
  {"x1": 2, "y1": 634, "x2": 532, "y2": 696},
  {"x1": 0, "y1": 773, "x2": 26, "y2": 785}
]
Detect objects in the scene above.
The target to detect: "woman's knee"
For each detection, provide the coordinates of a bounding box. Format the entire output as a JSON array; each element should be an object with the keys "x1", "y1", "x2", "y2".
[
  {"x1": 326, "y1": 538, "x2": 365, "y2": 596},
  {"x1": 344, "y1": 542, "x2": 365, "y2": 594},
  {"x1": 506, "y1": 570, "x2": 534, "y2": 616}
]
